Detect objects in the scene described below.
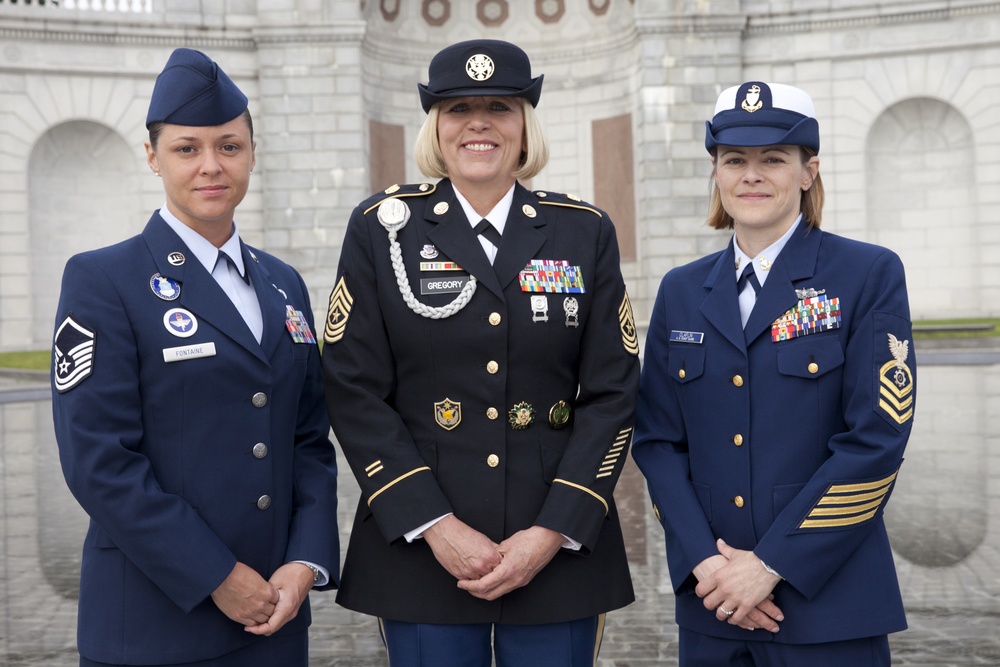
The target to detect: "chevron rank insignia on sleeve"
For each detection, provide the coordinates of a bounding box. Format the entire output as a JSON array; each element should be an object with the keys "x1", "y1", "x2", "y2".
[
  {"x1": 324, "y1": 276, "x2": 353, "y2": 344},
  {"x1": 878, "y1": 333, "x2": 914, "y2": 425}
]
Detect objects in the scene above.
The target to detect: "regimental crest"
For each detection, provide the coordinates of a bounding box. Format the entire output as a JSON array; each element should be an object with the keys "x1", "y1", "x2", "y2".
[
  {"x1": 878, "y1": 333, "x2": 914, "y2": 425},
  {"x1": 466, "y1": 54, "x2": 495, "y2": 81},
  {"x1": 434, "y1": 398, "x2": 462, "y2": 430},
  {"x1": 324, "y1": 276, "x2": 354, "y2": 344},
  {"x1": 742, "y1": 84, "x2": 763, "y2": 113},
  {"x1": 619, "y1": 291, "x2": 639, "y2": 356},
  {"x1": 53, "y1": 315, "x2": 96, "y2": 393}
]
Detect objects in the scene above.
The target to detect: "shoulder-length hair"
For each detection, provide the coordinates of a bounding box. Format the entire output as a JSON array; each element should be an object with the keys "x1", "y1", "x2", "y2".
[
  {"x1": 706, "y1": 146, "x2": 824, "y2": 230},
  {"x1": 414, "y1": 97, "x2": 549, "y2": 181}
]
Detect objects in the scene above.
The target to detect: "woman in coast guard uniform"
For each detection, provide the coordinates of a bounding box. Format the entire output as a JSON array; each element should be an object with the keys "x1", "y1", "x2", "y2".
[
  {"x1": 322, "y1": 40, "x2": 639, "y2": 667},
  {"x1": 632, "y1": 82, "x2": 915, "y2": 666},
  {"x1": 50, "y1": 48, "x2": 339, "y2": 667}
]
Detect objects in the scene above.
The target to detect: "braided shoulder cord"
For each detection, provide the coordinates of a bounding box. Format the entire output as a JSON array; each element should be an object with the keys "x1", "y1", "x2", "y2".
[{"x1": 378, "y1": 197, "x2": 477, "y2": 320}]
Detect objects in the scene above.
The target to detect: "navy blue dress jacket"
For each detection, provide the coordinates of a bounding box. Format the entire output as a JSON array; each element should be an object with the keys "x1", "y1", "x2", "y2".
[
  {"x1": 633, "y1": 224, "x2": 915, "y2": 644},
  {"x1": 51, "y1": 213, "x2": 339, "y2": 664}
]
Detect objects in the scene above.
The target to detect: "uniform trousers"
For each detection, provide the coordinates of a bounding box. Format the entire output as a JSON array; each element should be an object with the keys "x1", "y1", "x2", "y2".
[
  {"x1": 79, "y1": 630, "x2": 307, "y2": 667},
  {"x1": 679, "y1": 628, "x2": 890, "y2": 667},
  {"x1": 380, "y1": 615, "x2": 604, "y2": 667}
]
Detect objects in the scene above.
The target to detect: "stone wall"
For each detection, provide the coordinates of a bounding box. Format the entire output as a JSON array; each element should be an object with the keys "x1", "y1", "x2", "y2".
[{"x1": 1, "y1": 0, "x2": 999, "y2": 349}]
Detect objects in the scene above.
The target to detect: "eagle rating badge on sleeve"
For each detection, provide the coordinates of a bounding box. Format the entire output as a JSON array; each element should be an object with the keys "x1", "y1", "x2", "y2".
[{"x1": 878, "y1": 333, "x2": 914, "y2": 425}]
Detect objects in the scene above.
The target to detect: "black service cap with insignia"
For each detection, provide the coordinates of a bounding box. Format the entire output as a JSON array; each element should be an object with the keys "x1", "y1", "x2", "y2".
[
  {"x1": 418, "y1": 39, "x2": 543, "y2": 113},
  {"x1": 146, "y1": 48, "x2": 248, "y2": 128}
]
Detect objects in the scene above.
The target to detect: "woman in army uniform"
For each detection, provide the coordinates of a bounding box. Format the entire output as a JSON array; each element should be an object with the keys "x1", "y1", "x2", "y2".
[{"x1": 322, "y1": 39, "x2": 639, "y2": 666}]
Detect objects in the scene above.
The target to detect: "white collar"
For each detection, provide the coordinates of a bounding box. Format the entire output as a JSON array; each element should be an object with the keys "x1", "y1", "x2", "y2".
[{"x1": 452, "y1": 182, "x2": 516, "y2": 234}]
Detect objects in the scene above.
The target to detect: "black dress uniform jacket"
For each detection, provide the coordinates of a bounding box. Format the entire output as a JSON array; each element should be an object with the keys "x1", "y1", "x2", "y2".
[{"x1": 323, "y1": 179, "x2": 639, "y2": 625}]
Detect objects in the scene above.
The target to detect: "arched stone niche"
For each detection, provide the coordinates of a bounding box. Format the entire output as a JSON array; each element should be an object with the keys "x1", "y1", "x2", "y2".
[{"x1": 29, "y1": 121, "x2": 140, "y2": 344}]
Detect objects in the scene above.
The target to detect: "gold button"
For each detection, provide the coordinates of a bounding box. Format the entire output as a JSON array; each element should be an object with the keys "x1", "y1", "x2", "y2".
[
  {"x1": 734, "y1": 495, "x2": 744, "y2": 508},
  {"x1": 522, "y1": 204, "x2": 537, "y2": 218},
  {"x1": 732, "y1": 375, "x2": 744, "y2": 387},
  {"x1": 808, "y1": 362, "x2": 819, "y2": 374},
  {"x1": 487, "y1": 454, "x2": 499, "y2": 468},
  {"x1": 433, "y1": 201, "x2": 449, "y2": 215},
  {"x1": 486, "y1": 407, "x2": 499, "y2": 420},
  {"x1": 486, "y1": 360, "x2": 499, "y2": 374},
  {"x1": 489, "y1": 312, "x2": 502, "y2": 326},
  {"x1": 678, "y1": 369, "x2": 686, "y2": 380},
  {"x1": 733, "y1": 434, "x2": 743, "y2": 447}
]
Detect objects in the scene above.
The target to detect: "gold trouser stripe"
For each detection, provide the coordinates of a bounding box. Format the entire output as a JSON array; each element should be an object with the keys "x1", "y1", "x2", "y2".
[
  {"x1": 554, "y1": 478, "x2": 609, "y2": 515},
  {"x1": 367, "y1": 467, "x2": 431, "y2": 506},
  {"x1": 592, "y1": 612, "x2": 607, "y2": 667}
]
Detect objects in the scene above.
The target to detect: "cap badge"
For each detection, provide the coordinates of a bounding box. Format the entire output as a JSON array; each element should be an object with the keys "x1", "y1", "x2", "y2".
[
  {"x1": 466, "y1": 54, "x2": 495, "y2": 82},
  {"x1": 742, "y1": 84, "x2": 763, "y2": 113}
]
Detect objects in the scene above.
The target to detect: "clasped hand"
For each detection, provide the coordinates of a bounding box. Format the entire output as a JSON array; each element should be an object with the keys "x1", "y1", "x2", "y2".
[
  {"x1": 693, "y1": 538, "x2": 784, "y2": 633},
  {"x1": 211, "y1": 561, "x2": 315, "y2": 636},
  {"x1": 423, "y1": 515, "x2": 564, "y2": 601}
]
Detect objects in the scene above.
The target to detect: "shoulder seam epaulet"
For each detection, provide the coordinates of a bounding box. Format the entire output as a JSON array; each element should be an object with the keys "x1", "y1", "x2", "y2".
[
  {"x1": 363, "y1": 183, "x2": 437, "y2": 215},
  {"x1": 533, "y1": 190, "x2": 602, "y2": 218}
]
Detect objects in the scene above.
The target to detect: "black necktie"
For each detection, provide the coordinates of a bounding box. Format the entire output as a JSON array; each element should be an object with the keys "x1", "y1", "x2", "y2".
[
  {"x1": 217, "y1": 250, "x2": 250, "y2": 284},
  {"x1": 473, "y1": 218, "x2": 503, "y2": 248},
  {"x1": 737, "y1": 262, "x2": 761, "y2": 295}
]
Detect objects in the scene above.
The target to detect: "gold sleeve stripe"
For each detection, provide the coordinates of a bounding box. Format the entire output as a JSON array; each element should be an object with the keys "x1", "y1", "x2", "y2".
[
  {"x1": 807, "y1": 497, "x2": 883, "y2": 518},
  {"x1": 596, "y1": 427, "x2": 632, "y2": 479},
  {"x1": 554, "y1": 479, "x2": 609, "y2": 515},
  {"x1": 800, "y1": 507, "x2": 879, "y2": 529},
  {"x1": 365, "y1": 460, "x2": 382, "y2": 473},
  {"x1": 324, "y1": 277, "x2": 354, "y2": 344},
  {"x1": 366, "y1": 465, "x2": 384, "y2": 477},
  {"x1": 827, "y1": 471, "x2": 898, "y2": 495},
  {"x1": 798, "y1": 469, "x2": 899, "y2": 529},
  {"x1": 817, "y1": 485, "x2": 892, "y2": 505},
  {"x1": 367, "y1": 467, "x2": 431, "y2": 506}
]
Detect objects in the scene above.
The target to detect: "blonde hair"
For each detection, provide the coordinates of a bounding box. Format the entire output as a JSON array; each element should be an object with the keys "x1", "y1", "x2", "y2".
[
  {"x1": 706, "y1": 147, "x2": 824, "y2": 230},
  {"x1": 414, "y1": 97, "x2": 549, "y2": 181}
]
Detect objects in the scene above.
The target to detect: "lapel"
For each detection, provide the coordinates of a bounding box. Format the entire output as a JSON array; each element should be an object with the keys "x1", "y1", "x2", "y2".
[
  {"x1": 492, "y1": 183, "x2": 547, "y2": 291},
  {"x1": 742, "y1": 225, "x2": 822, "y2": 345},
  {"x1": 424, "y1": 180, "x2": 505, "y2": 300},
  {"x1": 241, "y1": 241, "x2": 287, "y2": 360},
  {"x1": 700, "y1": 241, "x2": 748, "y2": 353},
  {"x1": 142, "y1": 213, "x2": 269, "y2": 365}
]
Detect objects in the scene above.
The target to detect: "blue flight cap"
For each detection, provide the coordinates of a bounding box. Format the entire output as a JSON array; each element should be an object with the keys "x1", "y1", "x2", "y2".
[
  {"x1": 705, "y1": 82, "x2": 820, "y2": 153},
  {"x1": 145, "y1": 48, "x2": 248, "y2": 128},
  {"x1": 418, "y1": 39, "x2": 543, "y2": 113}
]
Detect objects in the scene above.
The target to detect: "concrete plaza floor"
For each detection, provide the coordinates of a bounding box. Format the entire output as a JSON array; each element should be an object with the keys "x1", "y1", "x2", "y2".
[{"x1": 1, "y1": 350, "x2": 998, "y2": 666}]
